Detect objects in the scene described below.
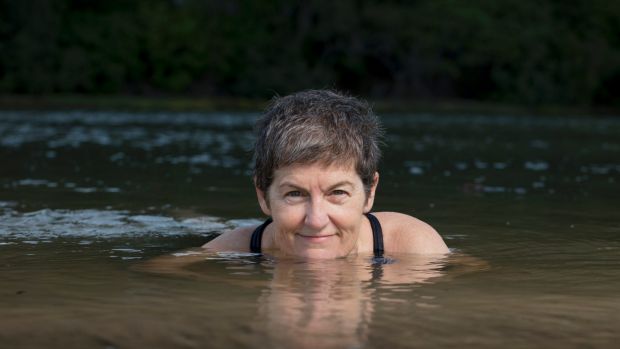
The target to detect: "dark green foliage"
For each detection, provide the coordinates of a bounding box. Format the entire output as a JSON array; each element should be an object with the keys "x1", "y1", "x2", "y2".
[{"x1": 1, "y1": 0, "x2": 619, "y2": 105}]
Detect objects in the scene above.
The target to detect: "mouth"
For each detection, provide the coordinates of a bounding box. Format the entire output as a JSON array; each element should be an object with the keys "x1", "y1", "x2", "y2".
[{"x1": 296, "y1": 233, "x2": 336, "y2": 243}]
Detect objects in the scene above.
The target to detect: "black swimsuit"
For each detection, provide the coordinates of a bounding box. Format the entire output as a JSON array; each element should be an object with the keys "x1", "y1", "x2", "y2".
[{"x1": 249, "y1": 213, "x2": 385, "y2": 258}]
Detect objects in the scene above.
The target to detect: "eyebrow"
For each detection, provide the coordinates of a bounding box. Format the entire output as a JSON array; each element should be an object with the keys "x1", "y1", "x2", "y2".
[
  {"x1": 327, "y1": 181, "x2": 355, "y2": 191},
  {"x1": 278, "y1": 181, "x2": 355, "y2": 191}
]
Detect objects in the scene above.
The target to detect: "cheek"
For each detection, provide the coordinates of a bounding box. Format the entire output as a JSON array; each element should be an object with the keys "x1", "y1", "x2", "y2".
[
  {"x1": 271, "y1": 202, "x2": 305, "y2": 229},
  {"x1": 331, "y1": 213, "x2": 363, "y2": 238},
  {"x1": 334, "y1": 200, "x2": 365, "y2": 220}
]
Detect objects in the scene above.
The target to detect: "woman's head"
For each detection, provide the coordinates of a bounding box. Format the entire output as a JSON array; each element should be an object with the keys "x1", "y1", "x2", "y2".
[{"x1": 253, "y1": 90, "x2": 383, "y2": 195}]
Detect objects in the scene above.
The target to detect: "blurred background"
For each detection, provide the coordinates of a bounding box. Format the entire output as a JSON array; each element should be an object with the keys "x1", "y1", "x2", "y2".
[{"x1": 1, "y1": 0, "x2": 619, "y2": 110}]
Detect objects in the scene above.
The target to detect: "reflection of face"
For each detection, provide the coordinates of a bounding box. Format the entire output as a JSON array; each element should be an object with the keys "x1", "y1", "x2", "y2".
[
  {"x1": 256, "y1": 255, "x2": 449, "y2": 349},
  {"x1": 256, "y1": 254, "x2": 444, "y2": 349},
  {"x1": 257, "y1": 163, "x2": 376, "y2": 259},
  {"x1": 258, "y1": 260, "x2": 372, "y2": 349}
]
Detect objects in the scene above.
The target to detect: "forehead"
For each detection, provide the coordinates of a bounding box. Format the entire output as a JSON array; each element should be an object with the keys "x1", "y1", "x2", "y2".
[{"x1": 272, "y1": 162, "x2": 361, "y2": 186}]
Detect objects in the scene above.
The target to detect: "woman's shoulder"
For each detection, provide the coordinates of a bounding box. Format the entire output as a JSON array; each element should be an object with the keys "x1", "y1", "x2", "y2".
[
  {"x1": 202, "y1": 225, "x2": 256, "y2": 252},
  {"x1": 371, "y1": 211, "x2": 449, "y2": 254}
]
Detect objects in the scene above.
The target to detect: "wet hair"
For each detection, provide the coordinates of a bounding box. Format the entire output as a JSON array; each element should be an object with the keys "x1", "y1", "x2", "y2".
[{"x1": 253, "y1": 89, "x2": 383, "y2": 195}]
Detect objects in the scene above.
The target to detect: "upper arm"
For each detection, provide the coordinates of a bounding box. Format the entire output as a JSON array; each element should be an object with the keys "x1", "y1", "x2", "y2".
[
  {"x1": 132, "y1": 226, "x2": 255, "y2": 278},
  {"x1": 202, "y1": 226, "x2": 255, "y2": 252},
  {"x1": 374, "y1": 212, "x2": 449, "y2": 254}
]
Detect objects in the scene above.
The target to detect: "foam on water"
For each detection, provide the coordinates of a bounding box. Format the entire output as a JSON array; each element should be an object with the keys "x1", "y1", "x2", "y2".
[{"x1": 0, "y1": 207, "x2": 262, "y2": 240}]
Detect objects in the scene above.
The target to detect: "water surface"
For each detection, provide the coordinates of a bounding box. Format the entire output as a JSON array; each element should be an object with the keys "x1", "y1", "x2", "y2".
[{"x1": 1, "y1": 111, "x2": 619, "y2": 348}]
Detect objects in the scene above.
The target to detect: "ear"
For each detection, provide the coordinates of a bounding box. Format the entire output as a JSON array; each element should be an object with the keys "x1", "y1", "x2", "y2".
[
  {"x1": 363, "y1": 172, "x2": 379, "y2": 213},
  {"x1": 254, "y1": 178, "x2": 272, "y2": 216}
]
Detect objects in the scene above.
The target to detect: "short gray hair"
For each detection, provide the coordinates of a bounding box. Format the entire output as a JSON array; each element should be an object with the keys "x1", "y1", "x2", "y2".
[{"x1": 253, "y1": 90, "x2": 383, "y2": 195}]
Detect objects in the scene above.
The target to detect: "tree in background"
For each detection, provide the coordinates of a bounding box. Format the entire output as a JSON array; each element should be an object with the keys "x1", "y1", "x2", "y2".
[{"x1": 1, "y1": 0, "x2": 619, "y2": 106}]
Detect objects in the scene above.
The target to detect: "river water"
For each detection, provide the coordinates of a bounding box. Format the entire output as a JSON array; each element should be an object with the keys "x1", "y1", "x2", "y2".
[{"x1": 1, "y1": 110, "x2": 619, "y2": 348}]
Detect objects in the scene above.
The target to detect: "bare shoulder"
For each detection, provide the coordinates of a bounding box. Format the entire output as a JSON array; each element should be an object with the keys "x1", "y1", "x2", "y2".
[
  {"x1": 202, "y1": 226, "x2": 255, "y2": 252},
  {"x1": 372, "y1": 211, "x2": 449, "y2": 254}
]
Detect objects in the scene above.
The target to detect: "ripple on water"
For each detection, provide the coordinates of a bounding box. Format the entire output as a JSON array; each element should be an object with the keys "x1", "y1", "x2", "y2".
[
  {"x1": 11, "y1": 179, "x2": 122, "y2": 194},
  {"x1": 524, "y1": 161, "x2": 550, "y2": 171},
  {"x1": 0, "y1": 208, "x2": 260, "y2": 240}
]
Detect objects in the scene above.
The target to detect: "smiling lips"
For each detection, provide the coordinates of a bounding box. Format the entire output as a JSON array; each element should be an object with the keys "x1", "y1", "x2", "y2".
[{"x1": 296, "y1": 233, "x2": 336, "y2": 243}]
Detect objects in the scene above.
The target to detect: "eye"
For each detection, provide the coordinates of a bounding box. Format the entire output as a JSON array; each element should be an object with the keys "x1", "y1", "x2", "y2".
[
  {"x1": 285, "y1": 190, "x2": 303, "y2": 198},
  {"x1": 284, "y1": 190, "x2": 306, "y2": 203},
  {"x1": 331, "y1": 189, "x2": 348, "y2": 196}
]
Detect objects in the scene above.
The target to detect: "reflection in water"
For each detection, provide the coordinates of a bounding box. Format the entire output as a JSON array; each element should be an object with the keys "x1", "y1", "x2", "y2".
[
  {"x1": 254, "y1": 255, "x2": 448, "y2": 349},
  {"x1": 138, "y1": 250, "x2": 452, "y2": 348},
  {"x1": 258, "y1": 259, "x2": 374, "y2": 349}
]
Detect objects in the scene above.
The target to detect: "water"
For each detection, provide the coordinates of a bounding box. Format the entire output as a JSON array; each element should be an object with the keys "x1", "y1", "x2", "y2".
[{"x1": 1, "y1": 110, "x2": 619, "y2": 348}]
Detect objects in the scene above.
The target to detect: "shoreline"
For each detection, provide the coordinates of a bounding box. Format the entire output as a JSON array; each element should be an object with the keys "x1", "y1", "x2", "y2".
[{"x1": 0, "y1": 94, "x2": 618, "y2": 117}]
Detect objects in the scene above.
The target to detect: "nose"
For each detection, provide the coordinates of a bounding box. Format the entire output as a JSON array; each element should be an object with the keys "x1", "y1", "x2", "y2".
[{"x1": 304, "y1": 198, "x2": 329, "y2": 230}]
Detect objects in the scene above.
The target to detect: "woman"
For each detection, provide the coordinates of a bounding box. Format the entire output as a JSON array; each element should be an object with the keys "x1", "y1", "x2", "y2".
[{"x1": 204, "y1": 89, "x2": 448, "y2": 258}]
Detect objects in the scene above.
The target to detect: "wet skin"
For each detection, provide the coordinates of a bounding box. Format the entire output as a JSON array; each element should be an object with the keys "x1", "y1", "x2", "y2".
[
  {"x1": 256, "y1": 163, "x2": 378, "y2": 259},
  {"x1": 203, "y1": 163, "x2": 449, "y2": 257}
]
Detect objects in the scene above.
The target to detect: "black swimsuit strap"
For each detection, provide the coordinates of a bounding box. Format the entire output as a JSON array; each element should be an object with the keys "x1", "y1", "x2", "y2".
[
  {"x1": 365, "y1": 213, "x2": 385, "y2": 257},
  {"x1": 250, "y1": 217, "x2": 272, "y2": 253},
  {"x1": 249, "y1": 214, "x2": 384, "y2": 257}
]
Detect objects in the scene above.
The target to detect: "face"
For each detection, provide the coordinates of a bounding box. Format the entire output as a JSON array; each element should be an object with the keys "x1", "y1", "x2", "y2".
[{"x1": 256, "y1": 163, "x2": 378, "y2": 259}]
